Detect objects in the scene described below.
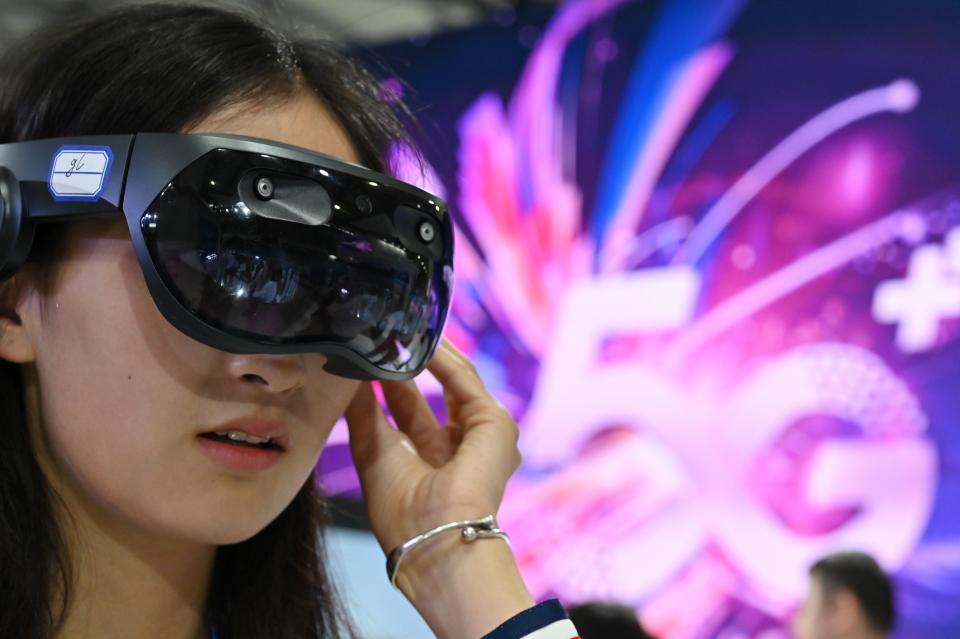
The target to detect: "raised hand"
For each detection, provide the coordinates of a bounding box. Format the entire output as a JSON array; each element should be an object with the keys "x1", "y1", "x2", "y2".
[{"x1": 345, "y1": 340, "x2": 534, "y2": 638}]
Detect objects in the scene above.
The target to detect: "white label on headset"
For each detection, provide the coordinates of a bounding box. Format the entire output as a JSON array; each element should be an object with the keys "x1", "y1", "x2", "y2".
[{"x1": 48, "y1": 146, "x2": 114, "y2": 201}]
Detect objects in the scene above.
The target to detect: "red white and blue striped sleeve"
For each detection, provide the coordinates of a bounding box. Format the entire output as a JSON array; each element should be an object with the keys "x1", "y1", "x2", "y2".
[{"x1": 481, "y1": 599, "x2": 580, "y2": 639}]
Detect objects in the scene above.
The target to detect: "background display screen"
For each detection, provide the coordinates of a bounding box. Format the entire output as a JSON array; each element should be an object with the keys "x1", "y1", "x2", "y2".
[{"x1": 320, "y1": 1, "x2": 960, "y2": 635}]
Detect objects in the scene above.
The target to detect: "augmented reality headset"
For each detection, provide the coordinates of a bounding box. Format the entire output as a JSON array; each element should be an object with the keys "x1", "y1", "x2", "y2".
[{"x1": 0, "y1": 133, "x2": 453, "y2": 380}]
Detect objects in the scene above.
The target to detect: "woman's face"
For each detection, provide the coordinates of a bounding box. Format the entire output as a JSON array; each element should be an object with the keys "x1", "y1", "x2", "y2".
[{"x1": 11, "y1": 91, "x2": 364, "y2": 545}]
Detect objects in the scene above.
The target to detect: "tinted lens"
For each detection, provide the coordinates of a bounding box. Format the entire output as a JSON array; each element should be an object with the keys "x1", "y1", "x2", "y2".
[{"x1": 139, "y1": 149, "x2": 451, "y2": 375}]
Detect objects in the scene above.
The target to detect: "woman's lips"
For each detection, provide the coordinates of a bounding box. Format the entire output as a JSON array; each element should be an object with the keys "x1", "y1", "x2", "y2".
[
  {"x1": 196, "y1": 416, "x2": 289, "y2": 472},
  {"x1": 200, "y1": 416, "x2": 290, "y2": 449},
  {"x1": 196, "y1": 435, "x2": 283, "y2": 472}
]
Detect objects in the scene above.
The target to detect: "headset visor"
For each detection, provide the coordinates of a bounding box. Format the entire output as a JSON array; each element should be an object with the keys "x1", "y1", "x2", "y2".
[{"x1": 138, "y1": 147, "x2": 451, "y2": 378}]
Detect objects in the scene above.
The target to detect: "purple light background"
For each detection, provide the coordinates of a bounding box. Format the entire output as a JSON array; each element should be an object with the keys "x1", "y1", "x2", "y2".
[{"x1": 319, "y1": 1, "x2": 960, "y2": 636}]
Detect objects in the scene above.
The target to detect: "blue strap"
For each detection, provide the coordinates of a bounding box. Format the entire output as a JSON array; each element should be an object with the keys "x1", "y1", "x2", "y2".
[
  {"x1": 209, "y1": 602, "x2": 566, "y2": 638},
  {"x1": 482, "y1": 599, "x2": 569, "y2": 639}
]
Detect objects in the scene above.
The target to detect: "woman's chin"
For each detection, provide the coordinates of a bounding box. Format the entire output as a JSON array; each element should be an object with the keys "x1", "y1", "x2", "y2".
[
  {"x1": 149, "y1": 509, "x2": 282, "y2": 547},
  {"x1": 207, "y1": 511, "x2": 284, "y2": 545}
]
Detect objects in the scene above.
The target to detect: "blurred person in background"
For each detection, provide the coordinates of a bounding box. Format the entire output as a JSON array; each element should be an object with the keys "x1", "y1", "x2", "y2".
[
  {"x1": 568, "y1": 601, "x2": 657, "y2": 639},
  {"x1": 792, "y1": 551, "x2": 895, "y2": 639}
]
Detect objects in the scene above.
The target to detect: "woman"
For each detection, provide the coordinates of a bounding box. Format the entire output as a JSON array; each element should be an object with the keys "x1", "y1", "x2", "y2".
[{"x1": 0, "y1": 4, "x2": 579, "y2": 638}]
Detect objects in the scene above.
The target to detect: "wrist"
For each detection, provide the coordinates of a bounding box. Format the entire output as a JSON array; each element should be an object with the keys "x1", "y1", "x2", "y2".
[{"x1": 394, "y1": 529, "x2": 535, "y2": 639}]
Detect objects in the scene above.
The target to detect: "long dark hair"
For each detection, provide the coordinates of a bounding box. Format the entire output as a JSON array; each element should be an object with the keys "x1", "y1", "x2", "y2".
[{"x1": 0, "y1": 3, "x2": 414, "y2": 637}]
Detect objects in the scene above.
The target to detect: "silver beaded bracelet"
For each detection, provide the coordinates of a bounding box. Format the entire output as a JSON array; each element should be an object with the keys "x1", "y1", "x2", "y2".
[{"x1": 385, "y1": 514, "x2": 510, "y2": 589}]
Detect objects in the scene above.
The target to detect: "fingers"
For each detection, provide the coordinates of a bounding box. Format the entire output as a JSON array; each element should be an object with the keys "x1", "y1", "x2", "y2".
[
  {"x1": 349, "y1": 342, "x2": 519, "y2": 472},
  {"x1": 427, "y1": 341, "x2": 493, "y2": 408},
  {"x1": 344, "y1": 382, "x2": 397, "y2": 468},
  {"x1": 429, "y1": 341, "x2": 519, "y2": 447},
  {"x1": 381, "y1": 379, "x2": 439, "y2": 445},
  {"x1": 444, "y1": 391, "x2": 460, "y2": 429}
]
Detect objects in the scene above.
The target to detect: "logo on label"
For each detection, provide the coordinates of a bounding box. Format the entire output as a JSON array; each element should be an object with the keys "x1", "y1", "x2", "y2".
[{"x1": 48, "y1": 146, "x2": 114, "y2": 201}]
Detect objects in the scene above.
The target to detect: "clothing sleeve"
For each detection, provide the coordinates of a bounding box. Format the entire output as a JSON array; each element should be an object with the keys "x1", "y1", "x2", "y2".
[{"x1": 481, "y1": 599, "x2": 580, "y2": 639}]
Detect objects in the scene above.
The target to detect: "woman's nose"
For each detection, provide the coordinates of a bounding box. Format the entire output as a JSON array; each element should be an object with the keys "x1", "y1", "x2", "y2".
[{"x1": 226, "y1": 354, "x2": 307, "y2": 396}]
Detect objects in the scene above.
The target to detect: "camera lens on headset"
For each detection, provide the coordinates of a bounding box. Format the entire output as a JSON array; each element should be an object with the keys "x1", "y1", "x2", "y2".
[
  {"x1": 255, "y1": 176, "x2": 274, "y2": 200},
  {"x1": 355, "y1": 194, "x2": 373, "y2": 215},
  {"x1": 418, "y1": 220, "x2": 436, "y2": 243}
]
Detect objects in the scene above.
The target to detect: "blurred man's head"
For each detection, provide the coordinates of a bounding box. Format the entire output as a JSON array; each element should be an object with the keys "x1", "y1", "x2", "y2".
[
  {"x1": 568, "y1": 602, "x2": 656, "y2": 639},
  {"x1": 792, "y1": 552, "x2": 895, "y2": 639}
]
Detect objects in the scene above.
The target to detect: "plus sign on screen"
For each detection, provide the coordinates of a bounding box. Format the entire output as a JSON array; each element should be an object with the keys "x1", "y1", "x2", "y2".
[{"x1": 872, "y1": 228, "x2": 960, "y2": 353}]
